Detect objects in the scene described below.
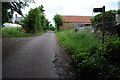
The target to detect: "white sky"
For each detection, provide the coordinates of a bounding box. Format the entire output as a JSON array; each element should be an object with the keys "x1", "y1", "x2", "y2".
[{"x1": 16, "y1": 0, "x2": 120, "y2": 25}]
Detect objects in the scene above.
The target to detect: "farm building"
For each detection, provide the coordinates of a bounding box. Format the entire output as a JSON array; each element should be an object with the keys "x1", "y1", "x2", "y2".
[{"x1": 61, "y1": 16, "x2": 93, "y2": 29}]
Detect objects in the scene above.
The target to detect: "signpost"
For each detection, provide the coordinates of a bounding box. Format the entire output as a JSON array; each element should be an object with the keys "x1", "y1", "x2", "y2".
[{"x1": 93, "y1": 6, "x2": 105, "y2": 43}]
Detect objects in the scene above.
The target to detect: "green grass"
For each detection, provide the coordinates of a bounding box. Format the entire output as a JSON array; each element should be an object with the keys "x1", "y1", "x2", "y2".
[
  {"x1": 55, "y1": 29, "x2": 102, "y2": 79},
  {"x1": 2, "y1": 27, "x2": 45, "y2": 38},
  {"x1": 55, "y1": 29, "x2": 120, "y2": 80},
  {"x1": 56, "y1": 29, "x2": 101, "y2": 54}
]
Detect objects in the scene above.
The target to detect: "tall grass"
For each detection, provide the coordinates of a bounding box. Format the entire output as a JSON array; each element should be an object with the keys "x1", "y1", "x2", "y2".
[
  {"x1": 2, "y1": 27, "x2": 33, "y2": 38},
  {"x1": 56, "y1": 29, "x2": 101, "y2": 54},
  {"x1": 56, "y1": 29, "x2": 120, "y2": 80}
]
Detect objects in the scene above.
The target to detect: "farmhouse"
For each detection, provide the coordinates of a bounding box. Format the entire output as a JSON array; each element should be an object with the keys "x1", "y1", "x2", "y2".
[
  {"x1": 12, "y1": 14, "x2": 24, "y2": 23},
  {"x1": 61, "y1": 16, "x2": 93, "y2": 29}
]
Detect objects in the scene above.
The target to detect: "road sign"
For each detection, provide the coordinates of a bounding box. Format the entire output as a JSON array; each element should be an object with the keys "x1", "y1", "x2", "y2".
[
  {"x1": 93, "y1": 6, "x2": 105, "y2": 43},
  {"x1": 93, "y1": 8, "x2": 103, "y2": 12}
]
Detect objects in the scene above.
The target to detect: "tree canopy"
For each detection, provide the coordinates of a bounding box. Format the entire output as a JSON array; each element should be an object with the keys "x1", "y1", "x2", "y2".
[
  {"x1": 2, "y1": 2, "x2": 29, "y2": 24},
  {"x1": 22, "y1": 5, "x2": 50, "y2": 33},
  {"x1": 90, "y1": 10, "x2": 117, "y2": 27},
  {"x1": 53, "y1": 14, "x2": 63, "y2": 31}
]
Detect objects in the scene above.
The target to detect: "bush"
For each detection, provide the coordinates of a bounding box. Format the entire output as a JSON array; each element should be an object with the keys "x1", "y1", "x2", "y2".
[
  {"x1": 22, "y1": 5, "x2": 50, "y2": 33},
  {"x1": 91, "y1": 10, "x2": 117, "y2": 27},
  {"x1": 2, "y1": 27, "x2": 33, "y2": 38},
  {"x1": 72, "y1": 52, "x2": 107, "y2": 79},
  {"x1": 56, "y1": 29, "x2": 120, "y2": 80},
  {"x1": 98, "y1": 37, "x2": 120, "y2": 64},
  {"x1": 56, "y1": 29, "x2": 101, "y2": 54}
]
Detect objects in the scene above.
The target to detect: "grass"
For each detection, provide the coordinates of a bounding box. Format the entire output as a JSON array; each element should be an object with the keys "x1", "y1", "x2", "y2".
[
  {"x1": 55, "y1": 29, "x2": 101, "y2": 54},
  {"x1": 55, "y1": 29, "x2": 120, "y2": 80},
  {"x1": 2, "y1": 27, "x2": 45, "y2": 38},
  {"x1": 55, "y1": 29, "x2": 101, "y2": 79}
]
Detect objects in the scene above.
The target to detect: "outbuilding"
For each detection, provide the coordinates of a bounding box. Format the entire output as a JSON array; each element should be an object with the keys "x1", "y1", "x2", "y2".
[{"x1": 61, "y1": 16, "x2": 93, "y2": 29}]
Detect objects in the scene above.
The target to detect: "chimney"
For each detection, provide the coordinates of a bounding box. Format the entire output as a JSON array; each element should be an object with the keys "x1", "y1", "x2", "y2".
[{"x1": 15, "y1": 14, "x2": 17, "y2": 18}]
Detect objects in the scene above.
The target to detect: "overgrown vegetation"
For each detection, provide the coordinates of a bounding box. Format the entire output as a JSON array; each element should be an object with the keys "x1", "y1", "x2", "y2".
[
  {"x1": 2, "y1": 27, "x2": 45, "y2": 38},
  {"x1": 56, "y1": 29, "x2": 120, "y2": 80},
  {"x1": 2, "y1": 2, "x2": 29, "y2": 24},
  {"x1": 22, "y1": 5, "x2": 50, "y2": 33},
  {"x1": 90, "y1": 10, "x2": 117, "y2": 27},
  {"x1": 53, "y1": 14, "x2": 63, "y2": 31},
  {"x1": 2, "y1": 5, "x2": 54, "y2": 38}
]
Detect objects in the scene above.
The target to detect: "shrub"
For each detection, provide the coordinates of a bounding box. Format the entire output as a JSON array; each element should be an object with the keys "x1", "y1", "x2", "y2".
[
  {"x1": 22, "y1": 5, "x2": 50, "y2": 33},
  {"x1": 2, "y1": 27, "x2": 33, "y2": 38},
  {"x1": 91, "y1": 10, "x2": 117, "y2": 27},
  {"x1": 71, "y1": 53, "x2": 90, "y2": 67},
  {"x1": 98, "y1": 37, "x2": 120, "y2": 64},
  {"x1": 56, "y1": 29, "x2": 120, "y2": 80}
]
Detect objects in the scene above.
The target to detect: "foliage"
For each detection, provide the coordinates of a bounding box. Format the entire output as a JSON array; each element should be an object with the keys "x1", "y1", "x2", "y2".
[
  {"x1": 22, "y1": 5, "x2": 50, "y2": 33},
  {"x1": 91, "y1": 10, "x2": 117, "y2": 27},
  {"x1": 56, "y1": 29, "x2": 120, "y2": 80},
  {"x1": 43, "y1": 19, "x2": 50, "y2": 31},
  {"x1": 2, "y1": 27, "x2": 32, "y2": 38},
  {"x1": 56, "y1": 29, "x2": 101, "y2": 54},
  {"x1": 49, "y1": 24, "x2": 55, "y2": 31},
  {"x1": 98, "y1": 37, "x2": 120, "y2": 64},
  {"x1": 2, "y1": 2, "x2": 29, "y2": 24},
  {"x1": 53, "y1": 14, "x2": 63, "y2": 31},
  {"x1": 2, "y1": 27, "x2": 45, "y2": 38},
  {"x1": 117, "y1": 10, "x2": 120, "y2": 14}
]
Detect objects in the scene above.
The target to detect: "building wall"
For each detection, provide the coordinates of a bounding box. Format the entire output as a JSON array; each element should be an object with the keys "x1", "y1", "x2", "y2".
[
  {"x1": 61, "y1": 22, "x2": 91, "y2": 29},
  {"x1": 61, "y1": 22, "x2": 73, "y2": 29}
]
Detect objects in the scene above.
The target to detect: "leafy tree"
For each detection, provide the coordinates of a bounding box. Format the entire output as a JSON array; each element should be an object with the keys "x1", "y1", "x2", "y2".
[
  {"x1": 49, "y1": 24, "x2": 54, "y2": 31},
  {"x1": 43, "y1": 19, "x2": 50, "y2": 31},
  {"x1": 90, "y1": 10, "x2": 117, "y2": 27},
  {"x1": 2, "y1": 2, "x2": 29, "y2": 24},
  {"x1": 53, "y1": 14, "x2": 63, "y2": 31},
  {"x1": 22, "y1": 5, "x2": 49, "y2": 33}
]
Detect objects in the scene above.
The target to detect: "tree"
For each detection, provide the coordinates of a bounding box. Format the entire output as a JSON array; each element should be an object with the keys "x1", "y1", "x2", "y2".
[
  {"x1": 2, "y1": 2, "x2": 29, "y2": 24},
  {"x1": 22, "y1": 5, "x2": 49, "y2": 33},
  {"x1": 49, "y1": 24, "x2": 54, "y2": 31},
  {"x1": 43, "y1": 19, "x2": 50, "y2": 31},
  {"x1": 53, "y1": 14, "x2": 63, "y2": 31}
]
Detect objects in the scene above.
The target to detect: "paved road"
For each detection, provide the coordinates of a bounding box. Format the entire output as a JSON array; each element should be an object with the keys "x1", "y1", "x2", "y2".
[{"x1": 3, "y1": 31, "x2": 59, "y2": 78}]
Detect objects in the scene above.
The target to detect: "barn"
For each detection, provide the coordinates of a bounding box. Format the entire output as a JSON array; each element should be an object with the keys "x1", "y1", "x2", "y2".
[{"x1": 61, "y1": 16, "x2": 93, "y2": 29}]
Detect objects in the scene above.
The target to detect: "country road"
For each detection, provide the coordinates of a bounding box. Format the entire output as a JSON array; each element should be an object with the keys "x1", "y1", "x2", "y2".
[{"x1": 2, "y1": 31, "x2": 75, "y2": 78}]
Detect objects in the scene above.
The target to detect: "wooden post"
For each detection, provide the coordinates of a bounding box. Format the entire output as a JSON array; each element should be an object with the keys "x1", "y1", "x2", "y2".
[{"x1": 102, "y1": 6, "x2": 105, "y2": 43}]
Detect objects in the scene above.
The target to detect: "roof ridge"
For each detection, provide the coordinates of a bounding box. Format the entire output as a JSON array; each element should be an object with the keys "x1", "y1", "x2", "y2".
[{"x1": 62, "y1": 16, "x2": 93, "y2": 23}]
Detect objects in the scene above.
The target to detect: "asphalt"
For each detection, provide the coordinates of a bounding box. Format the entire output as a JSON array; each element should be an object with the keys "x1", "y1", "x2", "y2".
[{"x1": 3, "y1": 31, "x2": 59, "y2": 78}]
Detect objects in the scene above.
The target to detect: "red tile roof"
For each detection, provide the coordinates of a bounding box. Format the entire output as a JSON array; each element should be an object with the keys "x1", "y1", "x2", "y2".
[{"x1": 62, "y1": 16, "x2": 93, "y2": 23}]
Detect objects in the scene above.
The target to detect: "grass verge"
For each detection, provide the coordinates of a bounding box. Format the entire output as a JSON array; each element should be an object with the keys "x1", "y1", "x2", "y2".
[
  {"x1": 56, "y1": 29, "x2": 101, "y2": 54},
  {"x1": 2, "y1": 27, "x2": 45, "y2": 38},
  {"x1": 55, "y1": 29, "x2": 120, "y2": 80}
]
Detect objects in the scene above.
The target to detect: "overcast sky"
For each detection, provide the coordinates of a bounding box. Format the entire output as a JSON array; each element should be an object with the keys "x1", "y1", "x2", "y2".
[{"x1": 19, "y1": 0, "x2": 120, "y2": 25}]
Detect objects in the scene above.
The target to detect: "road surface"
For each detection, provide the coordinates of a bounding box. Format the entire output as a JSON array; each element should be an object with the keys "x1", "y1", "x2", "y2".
[{"x1": 2, "y1": 31, "x2": 75, "y2": 78}]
